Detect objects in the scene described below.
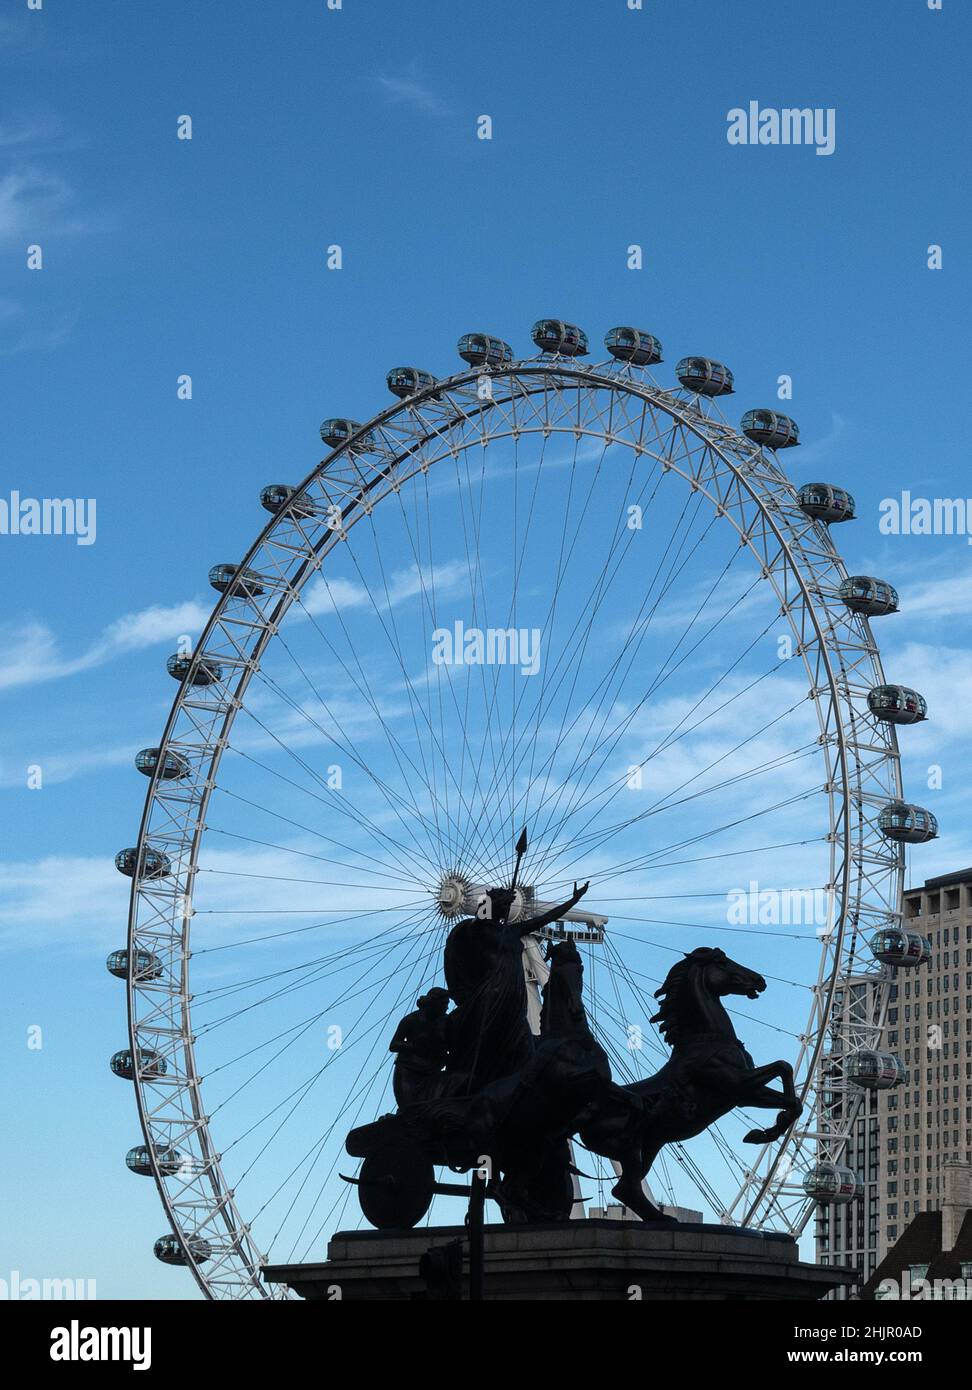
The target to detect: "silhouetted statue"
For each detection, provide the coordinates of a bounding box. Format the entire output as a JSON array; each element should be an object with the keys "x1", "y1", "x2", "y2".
[
  {"x1": 389, "y1": 988, "x2": 450, "y2": 1107},
  {"x1": 346, "y1": 857, "x2": 804, "y2": 1232},
  {"x1": 442, "y1": 881, "x2": 590, "y2": 1091},
  {"x1": 577, "y1": 947, "x2": 802, "y2": 1221}
]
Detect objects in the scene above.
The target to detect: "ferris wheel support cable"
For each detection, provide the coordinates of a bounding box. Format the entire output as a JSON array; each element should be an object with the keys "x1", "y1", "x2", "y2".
[
  {"x1": 506, "y1": 509, "x2": 750, "y2": 867},
  {"x1": 468, "y1": 427, "x2": 621, "y2": 872},
  {"x1": 193, "y1": 916, "x2": 437, "y2": 1041},
  {"x1": 254, "y1": 638, "x2": 449, "y2": 877},
  {"x1": 525, "y1": 480, "x2": 713, "y2": 861},
  {"x1": 528, "y1": 502, "x2": 733, "y2": 853},
  {"x1": 231, "y1": 688, "x2": 438, "y2": 885},
  {"x1": 524, "y1": 556, "x2": 775, "y2": 859},
  {"x1": 249, "y1": 925, "x2": 446, "y2": 1247},
  {"x1": 541, "y1": 711, "x2": 816, "y2": 877},
  {"x1": 524, "y1": 629, "x2": 795, "y2": 880},
  {"x1": 336, "y1": 524, "x2": 459, "y2": 866},
  {"x1": 207, "y1": 787, "x2": 427, "y2": 888},
  {"x1": 222, "y1": 916, "x2": 441, "y2": 1187}
]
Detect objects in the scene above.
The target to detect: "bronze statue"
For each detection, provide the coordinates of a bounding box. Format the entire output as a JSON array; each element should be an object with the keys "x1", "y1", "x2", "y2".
[
  {"x1": 388, "y1": 988, "x2": 450, "y2": 1107},
  {"x1": 441, "y1": 881, "x2": 590, "y2": 1091},
  {"x1": 346, "y1": 858, "x2": 802, "y2": 1231},
  {"x1": 577, "y1": 947, "x2": 802, "y2": 1222}
]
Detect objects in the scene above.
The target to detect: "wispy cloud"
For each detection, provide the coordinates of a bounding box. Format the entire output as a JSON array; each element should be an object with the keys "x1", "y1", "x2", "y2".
[
  {"x1": 792, "y1": 411, "x2": 846, "y2": 468},
  {"x1": 376, "y1": 75, "x2": 447, "y2": 116},
  {"x1": 0, "y1": 110, "x2": 63, "y2": 150},
  {"x1": 0, "y1": 295, "x2": 77, "y2": 354},
  {"x1": 0, "y1": 600, "x2": 211, "y2": 692},
  {"x1": 0, "y1": 164, "x2": 90, "y2": 248},
  {"x1": 0, "y1": 742, "x2": 136, "y2": 790},
  {"x1": 0, "y1": 16, "x2": 45, "y2": 57}
]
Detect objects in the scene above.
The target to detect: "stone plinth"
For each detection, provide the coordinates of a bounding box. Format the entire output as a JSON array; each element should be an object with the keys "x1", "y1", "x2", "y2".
[{"x1": 263, "y1": 1219, "x2": 857, "y2": 1301}]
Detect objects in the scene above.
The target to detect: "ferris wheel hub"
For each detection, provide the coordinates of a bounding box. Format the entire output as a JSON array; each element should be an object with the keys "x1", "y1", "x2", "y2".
[{"x1": 435, "y1": 873, "x2": 531, "y2": 922}]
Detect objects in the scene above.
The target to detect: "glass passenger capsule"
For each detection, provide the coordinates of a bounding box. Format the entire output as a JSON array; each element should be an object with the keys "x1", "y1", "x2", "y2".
[
  {"x1": 259, "y1": 483, "x2": 315, "y2": 518},
  {"x1": 166, "y1": 652, "x2": 223, "y2": 686},
  {"x1": 530, "y1": 320, "x2": 589, "y2": 356},
  {"x1": 675, "y1": 357, "x2": 734, "y2": 396},
  {"x1": 846, "y1": 1050, "x2": 906, "y2": 1090},
  {"x1": 797, "y1": 483, "x2": 856, "y2": 523},
  {"x1": 604, "y1": 326, "x2": 663, "y2": 366},
  {"x1": 106, "y1": 948, "x2": 163, "y2": 981},
  {"x1": 208, "y1": 563, "x2": 266, "y2": 598},
  {"x1": 126, "y1": 1144, "x2": 186, "y2": 1177},
  {"x1": 319, "y1": 418, "x2": 375, "y2": 451},
  {"x1": 134, "y1": 748, "x2": 189, "y2": 780},
  {"x1": 740, "y1": 408, "x2": 800, "y2": 449},
  {"x1": 115, "y1": 847, "x2": 172, "y2": 879},
  {"x1": 154, "y1": 1233, "x2": 212, "y2": 1266},
  {"x1": 878, "y1": 801, "x2": 938, "y2": 844},
  {"x1": 867, "y1": 684, "x2": 927, "y2": 724},
  {"x1": 803, "y1": 1164, "x2": 859, "y2": 1203},
  {"x1": 457, "y1": 333, "x2": 514, "y2": 368},
  {"x1": 386, "y1": 367, "x2": 437, "y2": 399},
  {"x1": 869, "y1": 926, "x2": 931, "y2": 967},
  {"x1": 110, "y1": 1047, "x2": 167, "y2": 1080},
  {"x1": 838, "y1": 576, "x2": 899, "y2": 617}
]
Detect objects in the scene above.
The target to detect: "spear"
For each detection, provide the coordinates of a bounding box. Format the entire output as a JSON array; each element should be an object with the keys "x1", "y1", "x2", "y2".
[{"x1": 510, "y1": 827, "x2": 528, "y2": 892}]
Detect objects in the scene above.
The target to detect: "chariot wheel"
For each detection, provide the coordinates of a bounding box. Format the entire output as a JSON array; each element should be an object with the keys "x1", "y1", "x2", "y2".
[{"x1": 111, "y1": 320, "x2": 929, "y2": 1297}]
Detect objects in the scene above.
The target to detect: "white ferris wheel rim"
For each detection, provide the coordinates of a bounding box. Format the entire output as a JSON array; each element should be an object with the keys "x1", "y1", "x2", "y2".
[{"x1": 122, "y1": 345, "x2": 904, "y2": 1298}]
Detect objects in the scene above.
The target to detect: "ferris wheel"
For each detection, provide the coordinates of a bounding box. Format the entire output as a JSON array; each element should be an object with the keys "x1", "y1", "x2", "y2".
[{"x1": 109, "y1": 319, "x2": 937, "y2": 1298}]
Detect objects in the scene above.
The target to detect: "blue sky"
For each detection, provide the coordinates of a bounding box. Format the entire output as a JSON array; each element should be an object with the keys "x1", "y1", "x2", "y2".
[{"x1": 2, "y1": 0, "x2": 970, "y2": 1298}]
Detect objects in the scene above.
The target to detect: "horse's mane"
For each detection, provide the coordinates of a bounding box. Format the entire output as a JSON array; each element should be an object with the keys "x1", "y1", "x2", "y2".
[{"x1": 650, "y1": 948, "x2": 727, "y2": 1043}]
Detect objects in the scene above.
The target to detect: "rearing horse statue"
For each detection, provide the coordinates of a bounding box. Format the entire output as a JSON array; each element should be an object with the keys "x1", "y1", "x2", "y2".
[{"x1": 577, "y1": 947, "x2": 802, "y2": 1222}]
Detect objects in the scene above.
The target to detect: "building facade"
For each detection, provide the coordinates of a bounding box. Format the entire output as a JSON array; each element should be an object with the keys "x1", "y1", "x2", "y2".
[
  {"x1": 816, "y1": 868, "x2": 972, "y2": 1292},
  {"x1": 879, "y1": 869, "x2": 972, "y2": 1252},
  {"x1": 814, "y1": 976, "x2": 883, "y2": 1291}
]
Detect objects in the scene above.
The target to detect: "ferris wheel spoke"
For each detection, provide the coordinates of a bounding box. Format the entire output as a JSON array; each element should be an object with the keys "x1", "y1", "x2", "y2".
[
  {"x1": 221, "y1": 745, "x2": 435, "y2": 888},
  {"x1": 532, "y1": 553, "x2": 764, "y2": 849},
  {"x1": 230, "y1": 922, "x2": 443, "y2": 1242},
  {"x1": 208, "y1": 785, "x2": 426, "y2": 888},
  {"x1": 336, "y1": 521, "x2": 461, "y2": 864},
  {"x1": 525, "y1": 514, "x2": 766, "y2": 864},
  {"x1": 239, "y1": 666, "x2": 442, "y2": 882},
  {"x1": 513, "y1": 483, "x2": 721, "y2": 865},
  {"x1": 266, "y1": 623, "x2": 450, "y2": 875},
  {"x1": 549, "y1": 786, "x2": 822, "y2": 890},
  {"x1": 196, "y1": 899, "x2": 419, "y2": 938},
  {"x1": 381, "y1": 440, "x2": 539, "y2": 881},
  {"x1": 528, "y1": 684, "x2": 814, "y2": 882},
  {"x1": 531, "y1": 720, "x2": 816, "y2": 888},
  {"x1": 526, "y1": 484, "x2": 718, "y2": 856},
  {"x1": 462, "y1": 427, "x2": 616, "y2": 872},
  {"x1": 196, "y1": 915, "x2": 439, "y2": 1043},
  {"x1": 191, "y1": 913, "x2": 435, "y2": 1026},
  {"x1": 211, "y1": 914, "x2": 440, "y2": 1157},
  {"x1": 443, "y1": 424, "x2": 563, "y2": 872}
]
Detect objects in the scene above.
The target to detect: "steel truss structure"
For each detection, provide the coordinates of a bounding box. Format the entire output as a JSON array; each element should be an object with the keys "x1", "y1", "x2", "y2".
[{"x1": 123, "y1": 345, "x2": 905, "y2": 1297}]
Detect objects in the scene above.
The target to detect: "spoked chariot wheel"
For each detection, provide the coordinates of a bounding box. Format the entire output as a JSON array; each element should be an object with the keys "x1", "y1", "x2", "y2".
[{"x1": 110, "y1": 319, "x2": 935, "y2": 1297}]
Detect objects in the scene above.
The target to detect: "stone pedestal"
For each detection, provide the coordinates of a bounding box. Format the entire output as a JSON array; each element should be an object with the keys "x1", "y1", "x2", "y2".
[{"x1": 263, "y1": 1219, "x2": 857, "y2": 1301}]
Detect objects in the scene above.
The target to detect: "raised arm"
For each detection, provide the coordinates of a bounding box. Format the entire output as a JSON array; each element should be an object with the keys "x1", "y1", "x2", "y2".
[{"x1": 516, "y1": 881, "x2": 590, "y2": 938}]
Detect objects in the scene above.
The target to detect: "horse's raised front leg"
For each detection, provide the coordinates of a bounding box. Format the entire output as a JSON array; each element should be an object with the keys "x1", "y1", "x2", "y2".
[{"x1": 739, "y1": 1062, "x2": 802, "y2": 1144}]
